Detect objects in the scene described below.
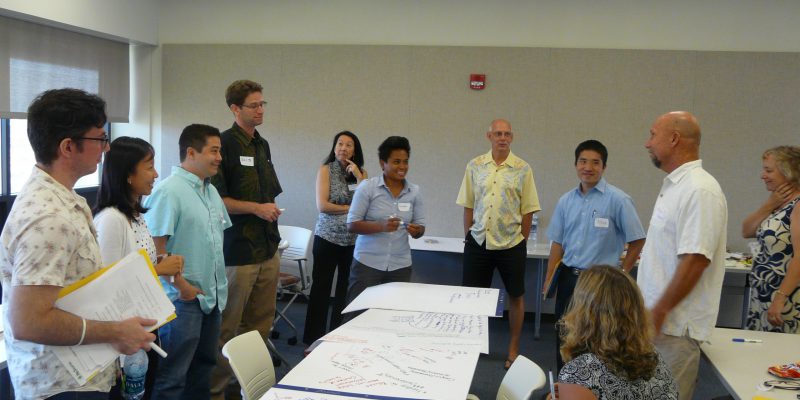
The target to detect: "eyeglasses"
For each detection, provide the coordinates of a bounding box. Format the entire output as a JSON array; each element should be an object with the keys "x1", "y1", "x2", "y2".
[
  {"x1": 76, "y1": 134, "x2": 111, "y2": 145},
  {"x1": 240, "y1": 101, "x2": 267, "y2": 110},
  {"x1": 761, "y1": 380, "x2": 800, "y2": 390}
]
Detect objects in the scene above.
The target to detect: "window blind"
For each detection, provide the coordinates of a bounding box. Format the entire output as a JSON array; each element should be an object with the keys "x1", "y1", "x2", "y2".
[{"x1": 0, "y1": 15, "x2": 129, "y2": 122}]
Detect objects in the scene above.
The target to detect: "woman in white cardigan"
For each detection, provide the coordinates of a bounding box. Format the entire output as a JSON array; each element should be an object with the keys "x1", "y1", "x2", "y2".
[
  {"x1": 94, "y1": 137, "x2": 183, "y2": 274},
  {"x1": 93, "y1": 136, "x2": 183, "y2": 400}
]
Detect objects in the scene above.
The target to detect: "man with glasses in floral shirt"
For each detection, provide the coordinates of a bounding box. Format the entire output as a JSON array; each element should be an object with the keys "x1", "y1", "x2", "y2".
[{"x1": 1, "y1": 89, "x2": 154, "y2": 400}]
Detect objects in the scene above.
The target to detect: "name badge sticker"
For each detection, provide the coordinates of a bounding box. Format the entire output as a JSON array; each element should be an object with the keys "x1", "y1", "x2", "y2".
[
  {"x1": 397, "y1": 202, "x2": 412, "y2": 212},
  {"x1": 348, "y1": 183, "x2": 358, "y2": 192},
  {"x1": 594, "y1": 217, "x2": 610, "y2": 228},
  {"x1": 240, "y1": 156, "x2": 254, "y2": 167}
]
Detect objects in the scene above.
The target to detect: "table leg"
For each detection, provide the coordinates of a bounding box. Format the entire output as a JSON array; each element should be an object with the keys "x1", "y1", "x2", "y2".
[
  {"x1": 534, "y1": 258, "x2": 543, "y2": 339},
  {"x1": 741, "y1": 274, "x2": 751, "y2": 329}
]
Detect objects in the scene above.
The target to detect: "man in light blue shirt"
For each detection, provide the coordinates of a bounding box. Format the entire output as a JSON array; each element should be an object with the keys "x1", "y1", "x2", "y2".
[
  {"x1": 543, "y1": 139, "x2": 645, "y2": 371},
  {"x1": 345, "y1": 136, "x2": 426, "y2": 315},
  {"x1": 144, "y1": 124, "x2": 232, "y2": 400}
]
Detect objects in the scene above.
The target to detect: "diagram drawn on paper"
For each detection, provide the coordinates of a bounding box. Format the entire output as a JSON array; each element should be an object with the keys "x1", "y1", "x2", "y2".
[
  {"x1": 261, "y1": 386, "x2": 367, "y2": 400},
  {"x1": 278, "y1": 341, "x2": 479, "y2": 400},
  {"x1": 341, "y1": 282, "x2": 500, "y2": 317},
  {"x1": 321, "y1": 309, "x2": 488, "y2": 353}
]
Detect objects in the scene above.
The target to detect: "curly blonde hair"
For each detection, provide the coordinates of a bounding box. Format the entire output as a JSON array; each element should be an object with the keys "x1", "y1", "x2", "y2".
[
  {"x1": 559, "y1": 265, "x2": 659, "y2": 381},
  {"x1": 763, "y1": 146, "x2": 800, "y2": 187}
]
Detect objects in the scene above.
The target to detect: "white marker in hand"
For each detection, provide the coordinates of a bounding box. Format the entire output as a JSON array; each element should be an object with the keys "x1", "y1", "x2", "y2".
[{"x1": 149, "y1": 342, "x2": 168, "y2": 358}]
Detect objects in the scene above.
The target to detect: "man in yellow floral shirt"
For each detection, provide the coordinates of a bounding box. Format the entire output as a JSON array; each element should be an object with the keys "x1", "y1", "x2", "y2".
[{"x1": 457, "y1": 118, "x2": 541, "y2": 370}]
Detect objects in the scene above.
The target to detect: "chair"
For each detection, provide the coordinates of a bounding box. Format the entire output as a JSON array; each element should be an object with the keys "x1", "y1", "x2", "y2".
[
  {"x1": 221, "y1": 330, "x2": 276, "y2": 400},
  {"x1": 272, "y1": 225, "x2": 313, "y2": 346},
  {"x1": 497, "y1": 355, "x2": 547, "y2": 400},
  {"x1": 264, "y1": 239, "x2": 292, "y2": 368},
  {"x1": 466, "y1": 355, "x2": 547, "y2": 400}
]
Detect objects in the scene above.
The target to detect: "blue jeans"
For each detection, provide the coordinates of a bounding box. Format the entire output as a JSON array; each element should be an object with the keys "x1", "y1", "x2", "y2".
[{"x1": 151, "y1": 299, "x2": 221, "y2": 400}]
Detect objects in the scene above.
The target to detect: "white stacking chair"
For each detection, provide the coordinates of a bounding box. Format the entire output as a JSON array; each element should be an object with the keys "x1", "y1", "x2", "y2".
[
  {"x1": 467, "y1": 355, "x2": 547, "y2": 400},
  {"x1": 497, "y1": 355, "x2": 547, "y2": 400},
  {"x1": 272, "y1": 225, "x2": 313, "y2": 346},
  {"x1": 221, "y1": 330, "x2": 276, "y2": 400}
]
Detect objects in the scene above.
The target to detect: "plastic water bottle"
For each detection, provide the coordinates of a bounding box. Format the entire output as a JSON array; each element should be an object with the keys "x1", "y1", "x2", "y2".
[
  {"x1": 122, "y1": 349, "x2": 148, "y2": 400},
  {"x1": 528, "y1": 214, "x2": 539, "y2": 247}
]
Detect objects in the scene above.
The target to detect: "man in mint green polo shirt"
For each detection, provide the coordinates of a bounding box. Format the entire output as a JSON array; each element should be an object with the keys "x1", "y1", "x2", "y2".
[{"x1": 144, "y1": 124, "x2": 232, "y2": 400}]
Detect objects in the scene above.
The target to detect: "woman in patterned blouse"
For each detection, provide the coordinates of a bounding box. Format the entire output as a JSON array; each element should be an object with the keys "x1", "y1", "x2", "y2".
[
  {"x1": 558, "y1": 265, "x2": 678, "y2": 399},
  {"x1": 303, "y1": 131, "x2": 367, "y2": 346},
  {"x1": 742, "y1": 146, "x2": 800, "y2": 333}
]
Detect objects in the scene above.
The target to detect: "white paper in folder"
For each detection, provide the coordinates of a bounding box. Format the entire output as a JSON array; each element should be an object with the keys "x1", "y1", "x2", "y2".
[{"x1": 52, "y1": 250, "x2": 176, "y2": 385}]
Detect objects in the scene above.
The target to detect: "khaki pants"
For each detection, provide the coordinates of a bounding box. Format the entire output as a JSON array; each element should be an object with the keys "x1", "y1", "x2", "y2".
[
  {"x1": 654, "y1": 334, "x2": 700, "y2": 400},
  {"x1": 210, "y1": 253, "x2": 280, "y2": 400}
]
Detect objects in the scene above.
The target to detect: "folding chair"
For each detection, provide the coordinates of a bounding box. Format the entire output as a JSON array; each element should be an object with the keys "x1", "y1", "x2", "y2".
[
  {"x1": 466, "y1": 355, "x2": 547, "y2": 400},
  {"x1": 271, "y1": 225, "x2": 313, "y2": 346},
  {"x1": 221, "y1": 330, "x2": 276, "y2": 400}
]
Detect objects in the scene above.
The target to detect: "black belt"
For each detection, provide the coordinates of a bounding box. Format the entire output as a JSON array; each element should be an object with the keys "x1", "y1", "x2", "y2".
[{"x1": 560, "y1": 263, "x2": 584, "y2": 276}]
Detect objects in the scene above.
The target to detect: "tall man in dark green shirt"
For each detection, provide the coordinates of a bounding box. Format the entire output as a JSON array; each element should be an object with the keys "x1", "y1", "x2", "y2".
[{"x1": 210, "y1": 80, "x2": 283, "y2": 400}]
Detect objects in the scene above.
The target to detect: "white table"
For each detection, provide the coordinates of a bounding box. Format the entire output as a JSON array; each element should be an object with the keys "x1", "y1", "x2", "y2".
[
  {"x1": 410, "y1": 236, "x2": 550, "y2": 338},
  {"x1": 410, "y1": 237, "x2": 758, "y2": 335},
  {"x1": 701, "y1": 327, "x2": 800, "y2": 400}
]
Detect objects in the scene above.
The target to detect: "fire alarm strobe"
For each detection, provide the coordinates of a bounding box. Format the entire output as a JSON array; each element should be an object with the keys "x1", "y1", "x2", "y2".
[{"x1": 470, "y1": 74, "x2": 486, "y2": 90}]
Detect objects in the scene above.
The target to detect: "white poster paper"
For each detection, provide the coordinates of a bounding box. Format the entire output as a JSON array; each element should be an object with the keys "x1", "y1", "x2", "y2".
[
  {"x1": 342, "y1": 282, "x2": 501, "y2": 317},
  {"x1": 278, "y1": 341, "x2": 479, "y2": 400},
  {"x1": 321, "y1": 309, "x2": 488, "y2": 353}
]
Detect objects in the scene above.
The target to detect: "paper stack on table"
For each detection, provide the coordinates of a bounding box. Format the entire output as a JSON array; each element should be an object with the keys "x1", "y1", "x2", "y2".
[
  {"x1": 260, "y1": 387, "x2": 366, "y2": 400},
  {"x1": 52, "y1": 250, "x2": 176, "y2": 385},
  {"x1": 276, "y1": 340, "x2": 479, "y2": 400},
  {"x1": 341, "y1": 281, "x2": 503, "y2": 317},
  {"x1": 321, "y1": 308, "x2": 489, "y2": 353},
  {"x1": 262, "y1": 283, "x2": 500, "y2": 400}
]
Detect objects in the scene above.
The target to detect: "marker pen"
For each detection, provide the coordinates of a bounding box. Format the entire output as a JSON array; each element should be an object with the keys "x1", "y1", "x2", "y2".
[{"x1": 732, "y1": 338, "x2": 762, "y2": 343}]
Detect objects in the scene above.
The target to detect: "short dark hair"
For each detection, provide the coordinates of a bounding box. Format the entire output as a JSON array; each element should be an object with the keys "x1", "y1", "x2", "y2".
[
  {"x1": 378, "y1": 136, "x2": 411, "y2": 162},
  {"x1": 179, "y1": 124, "x2": 221, "y2": 161},
  {"x1": 323, "y1": 131, "x2": 365, "y2": 183},
  {"x1": 225, "y1": 80, "x2": 263, "y2": 107},
  {"x1": 27, "y1": 88, "x2": 107, "y2": 165},
  {"x1": 574, "y1": 139, "x2": 608, "y2": 167},
  {"x1": 94, "y1": 137, "x2": 154, "y2": 220}
]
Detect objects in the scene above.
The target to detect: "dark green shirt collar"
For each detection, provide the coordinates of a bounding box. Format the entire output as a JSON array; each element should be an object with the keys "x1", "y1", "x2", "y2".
[{"x1": 228, "y1": 122, "x2": 264, "y2": 147}]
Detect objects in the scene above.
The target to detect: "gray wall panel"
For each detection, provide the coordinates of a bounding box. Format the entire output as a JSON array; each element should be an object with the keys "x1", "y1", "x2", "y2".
[{"x1": 161, "y1": 44, "x2": 800, "y2": 252}]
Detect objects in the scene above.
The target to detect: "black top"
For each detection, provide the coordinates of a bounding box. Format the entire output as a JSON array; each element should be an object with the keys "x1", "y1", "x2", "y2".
[{"x1": 211, "y1": 122, "x2": 283, "y2": 265}]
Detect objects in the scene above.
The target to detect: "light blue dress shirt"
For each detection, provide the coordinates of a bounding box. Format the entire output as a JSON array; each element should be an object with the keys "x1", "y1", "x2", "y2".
[
  {"x1": 144, "y1": 166, "x2": 232, "y2": 314},
  {"x1": 347, "y1": 175, "x2": 426, "y2": 271},
  {"x1": 546, "y1": 178, "x2": 645, "y2": 269}
]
